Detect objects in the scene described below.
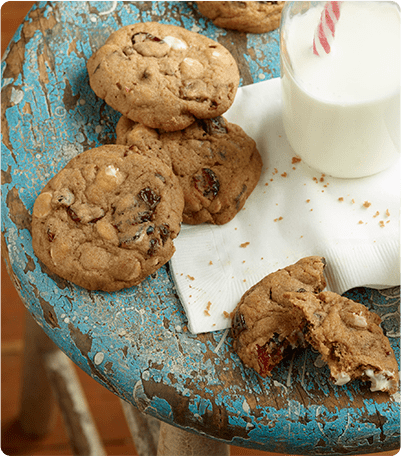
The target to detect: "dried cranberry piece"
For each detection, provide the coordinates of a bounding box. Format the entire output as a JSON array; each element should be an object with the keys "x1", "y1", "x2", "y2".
[
  {"x1": 158, "y1": 224, "x2": 170, "y2": 245},
  {"x1": 256, "y1": 343, "x2": 284, "y2": 376},
  {"x1": 147, "y1": 238, "x2": 159, "y2": 257},
  {"x1": 231, "y1": 312, "x2": 247, "y2": 339},
  {"x1": 131, "y1": 32, "x2": 163, "y2": 45},
  {"x1": 193, "y1": 168, "x2": 220, "y2": 198},
  {"x1": 234, "y1": 184, "x2": 248, "y2": 210},
  {"x1": 47, "y1": 229, "x2": 55, "y2": 242},
  {"x1": 134, "y1": 211, "x2": 153, "y2": 223},
  {"x1": 200, "y1": 117, "x2": 227, "y2": 135},
  {"x1": 67, "y1": 207, "x2": 81, "y2": 223},
  {"x1": 138, "y1": 187, "x2": 161, "y2": 211},
  {"x1": 119, "y1": 227, "x2": 144, "y2": 248}
]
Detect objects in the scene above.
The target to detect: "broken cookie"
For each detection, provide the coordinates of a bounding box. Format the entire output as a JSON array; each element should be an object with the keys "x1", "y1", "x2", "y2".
[
  {"x1": 231, "y1": 256, "x2": 327, "y2": 376},
  {"x1": 285, "y1": 290, "x2": 399, "y2": 394}
]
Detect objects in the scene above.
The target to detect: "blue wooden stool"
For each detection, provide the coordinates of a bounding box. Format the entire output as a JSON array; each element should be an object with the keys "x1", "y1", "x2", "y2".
[{"x1": 2, "y1": 2, "x2": 399, "y2": 455}]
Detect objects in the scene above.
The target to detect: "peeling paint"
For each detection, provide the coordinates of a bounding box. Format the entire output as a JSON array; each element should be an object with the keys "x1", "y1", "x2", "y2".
[{"x1": 1, "y1": 2, "x2": 399, "y2": 455}]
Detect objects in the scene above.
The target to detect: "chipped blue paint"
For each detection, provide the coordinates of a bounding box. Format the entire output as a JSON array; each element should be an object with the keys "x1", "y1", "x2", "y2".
[{"x1": 1, "y1": 2, "x2": 399, "y2": 455}]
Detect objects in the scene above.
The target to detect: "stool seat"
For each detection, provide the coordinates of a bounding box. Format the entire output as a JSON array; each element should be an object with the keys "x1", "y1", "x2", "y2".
[{"x1": 2, "y1": 2, "x2": 399, "y2": 455}]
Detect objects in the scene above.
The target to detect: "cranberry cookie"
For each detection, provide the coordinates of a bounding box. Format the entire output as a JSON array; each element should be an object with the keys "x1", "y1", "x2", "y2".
[
  {"x1": 285, "y1": 291, "x2": 399, "y2": 394},
  {"x1": 231, "y1": 257, "x2": 327, "y2": 377},
  {"x1": 32, "y1": 145, "x2": 184, "y2": 292},
  {"x1": 196, "y1": 1, "x2": 285, "y2": 34},
  {"x1": 116, "y1": 115, "x2": 263, "y2": 225},
  {"x1": 87, "y1": 22, "x2": 240, "y2": 131}
]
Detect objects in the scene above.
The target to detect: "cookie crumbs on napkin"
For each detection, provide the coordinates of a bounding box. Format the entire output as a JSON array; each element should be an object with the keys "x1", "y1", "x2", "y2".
[{"x1": 170, "y1": 78, "x2": 400, "y2": 334}]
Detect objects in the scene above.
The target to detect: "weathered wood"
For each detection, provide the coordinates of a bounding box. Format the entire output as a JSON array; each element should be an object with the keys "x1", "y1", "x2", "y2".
[
  {"x1": 120, "y1": 399, "x2": 160, "y2": 456},
  {"x1": 19, "y1": 311, "x2": 106, "y2": 455},
  {"x1": 43, "y1": 348, "x2": 107, "y2": 456},
  {"x1": 157, "y1": 421, "x2": 230, "y2": 456},
  {"x1": 2, "y1": 2, "x2": 400, "y2": 455},
  {"x1": 18, "y1": 311, "x2": 58, "y2": 437}
]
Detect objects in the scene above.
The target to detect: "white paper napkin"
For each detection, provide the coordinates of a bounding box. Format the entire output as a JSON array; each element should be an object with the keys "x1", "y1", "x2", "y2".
[{"x1": 170, "y1": 78, "x2": 400, "y2": 334}]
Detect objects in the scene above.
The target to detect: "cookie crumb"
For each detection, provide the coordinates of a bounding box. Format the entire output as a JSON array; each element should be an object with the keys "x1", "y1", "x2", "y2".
[
  {"x1": 204, "y1": 310, "x2": 211, "y2": 316},
  {"x1": 351, "y1": 199, "x2": 355, "y2": 204},
  {"x1": 240, "y1": 242, "x2": 250, "y2": 248},
  {"x1": 281, "y1": 172, "x2": 287, "y2": 177},
  {"x1": 358, "y1": 220, "x2": 364, "y2": 224},
  {"x1": 223, "y1": 311, "x2": 230, "y2": 318},
  {"x1": 187, "y1": 275, "x2": 195, "y2": 281},
  {"x1": 338, "y1": 197, "x2": 344, "y2": 202},
  {"x1": 306, "y1": 199, "x2": 310, "y2": 203},
  {"x1": 292, "y1": 156, "x2": 302, "y2": 164},
  {"x1": 379, "y1": 220, "x2": 385, "y2": 228},
  {"x1": 385, "y1": 209, "x2": 390, "y2": 217},
  {"x1": 209, "y1": 260, "x2": 213, "y2": 265},
  {"x1": 363, "y1": 201, "x2": 371, "y2": 208},
  {"x1": 373, "y1": 211, "x2": 380, "y2": 218}
]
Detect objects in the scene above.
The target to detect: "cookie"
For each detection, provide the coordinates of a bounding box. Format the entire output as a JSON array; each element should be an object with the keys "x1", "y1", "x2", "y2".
[
  {"x1": 285, "y1": 290, "x2": 399, "y2": 394},
  {"x1": 115, "y1": 116, "x2": 172, "y2": 167},
  {"x1": 87, "y1": 22, "x2": 240, "y2": 131},
  {"x1": 32, "y1": 145, "x2": 184, "y2": 292},
  {"x1": 231, "y1": 257, "x2": 327, "y2": 377},
  {"x1": 196, "y1": 1, "x2": 285, "y2": 34},
  {"x1": 116, "y1": 115, "x2": 263, "y2": 225}
]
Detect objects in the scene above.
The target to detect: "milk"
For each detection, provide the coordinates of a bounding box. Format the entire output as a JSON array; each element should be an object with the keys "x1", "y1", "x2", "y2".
[{"x1": 280, "y1": 2, "x2": 400, "y2": 178}]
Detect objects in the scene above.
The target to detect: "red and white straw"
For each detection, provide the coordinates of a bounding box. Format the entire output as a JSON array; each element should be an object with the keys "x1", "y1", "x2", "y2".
[{"x1": 313, "y1": 1, "x2": 342, "y2": 56}]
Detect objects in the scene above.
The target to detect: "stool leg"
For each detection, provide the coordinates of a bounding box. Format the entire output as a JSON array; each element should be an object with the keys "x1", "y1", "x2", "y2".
[
  {"x1": 120, "y1": 399, "x2": 160, "y2": 456},
  {"x1": 157, "y1": 421, "x2": 230, "y2": 456},
  {"x1": 43, "y1": 347, "x2": 107, "y2": 456},
  {"x1": 18, "y1": 310, "x2": 107, "y2": 455},
  {"x1": 18, "y1": 310, "x2": 58, "y2": 437}
]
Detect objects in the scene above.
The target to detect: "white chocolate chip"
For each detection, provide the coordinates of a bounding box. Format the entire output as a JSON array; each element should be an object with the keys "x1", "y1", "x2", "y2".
[
  {"x1": 180, "y1": 58, "x2": 204, "y2": 78},
  {"x1": 79, "y1": 246, "x2": 111, "y2": 270},
  {"x1": 351, "y1": 312, "x2": 368, "y2": 328},
  {"x1": 97, "y1": 165, "x2": 125, "y2": 189},
  {"x1": 50, "y1": 239, "x2": 71, "y2": 265},
  {"x1": 163, "y1": 35, "x2": 187, "y2": 50},
  {"x1": 96, "y1": 219, "x2": 119, "y2": 244},
  {"x1": 364, "y1": 369, "x2": 397, "y2": 393},
  {"x1": 334, "y1": 372, "x2": 351, "y2": 386},
  {"x1": 33, "y1": 192, "x2": 53, "y2": 218}
]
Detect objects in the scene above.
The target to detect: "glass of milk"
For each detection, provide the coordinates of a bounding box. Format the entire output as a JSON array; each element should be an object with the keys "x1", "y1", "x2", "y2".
[{"x1": 280, "y1": 1, "x2": 400, "y2": 178}]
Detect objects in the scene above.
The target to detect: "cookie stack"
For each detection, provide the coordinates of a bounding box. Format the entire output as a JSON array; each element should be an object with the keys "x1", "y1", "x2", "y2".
[
  {"x1": 31, "y1": 22, "x2": 263, "y2": 292},
  {"x1": 196, "y1": 1, "x2": 285, "y2": 34}
]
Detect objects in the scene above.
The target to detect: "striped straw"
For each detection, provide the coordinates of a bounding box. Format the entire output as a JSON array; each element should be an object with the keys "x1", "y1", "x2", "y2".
[{"x1": 313, "y1": 1, "x2": 342, "y2": 56}]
